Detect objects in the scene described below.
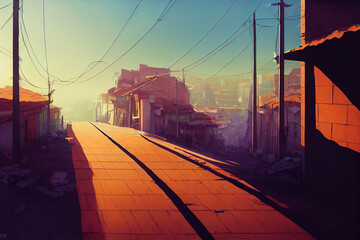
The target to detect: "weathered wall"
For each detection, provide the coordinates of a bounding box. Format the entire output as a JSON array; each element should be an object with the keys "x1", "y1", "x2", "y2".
[{"x1": 314, "y1": 67, "x2": 360, "y2": 152}]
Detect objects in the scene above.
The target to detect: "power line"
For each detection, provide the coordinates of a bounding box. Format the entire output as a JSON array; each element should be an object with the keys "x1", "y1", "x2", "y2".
[
  {"x1": 19, "y1": 13, "x2": 50, "y2": 83},
  {"x1": 168, "y1": 0, "x2": 238, "y2": 69},
  {"x1": 19, "y1": 66, "x2": 47, "y2": 90},
  {"x1": 205, "y1": 41, "x2": 252, "y2": 82},
  {"x1": 65, "y1": 0, "x2": 177, "y2": 85},
  {"x1": 0, "y1": 13, "x2": 12, "y2": 30},
  {"x1": 42, "y1": 0, "x2": 52, "y2": 131},
  {"x1": 67, "y1": 0, "x2": 144, "y2": 83},
  {"x1": 176, "y1": 0, "x2": 265, "y2": 71},
  {"x1": 0, "y1": 44, "x2": 12, "y2": 55},
  {"x1": 19, "y1": 4, "x2": 66, "y2": 82},
  {"x1": 42, "y1": 0, "x2": 50, "y2": 86},
  {"x1": 188, "y1": 24, "x2": 272, "y2": 87},
  {"x1": 185, "y1": 57, "x2": 274, "y2": 78},
  {"x1": 0, "y1": 44, "x2": 11, "y2": 57},
  {"x1": 184, "y1": 25, "x2": 250, "y2": 71},
  {"x1": 158, "y1": 0, "x2": 176, "y2": 21},
  {"x1": 20, "y1": 1, "x2": 108, "y2": 83},
  {"x1": 256, "y1": 23, "x2": 274, "y2": 27},
  {"x1": 0, "y1": 50, "x2": 11, "y2": 57},
  {"x1": 0, "y1": 2, "x2": 12, "y2": 10}
]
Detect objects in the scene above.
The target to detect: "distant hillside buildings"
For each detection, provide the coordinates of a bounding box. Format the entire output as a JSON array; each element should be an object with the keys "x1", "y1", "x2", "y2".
[{"x1": 97, "y1": 65, "x2": 218, "y2": 148}]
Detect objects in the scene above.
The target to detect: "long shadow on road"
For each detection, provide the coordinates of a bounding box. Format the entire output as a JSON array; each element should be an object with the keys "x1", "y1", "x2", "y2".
[{"x1": 67, "y1": 124, "x2": 105, "y2": 240}]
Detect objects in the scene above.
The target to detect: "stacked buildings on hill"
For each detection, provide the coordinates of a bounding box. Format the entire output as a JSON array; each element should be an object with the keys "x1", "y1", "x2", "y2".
[
  {"x1": 96, "y1": 64, "x2": 219, "y2": 148},
  {"x1": 189, "y1": 69, "x2": 301, "y2": 149}
]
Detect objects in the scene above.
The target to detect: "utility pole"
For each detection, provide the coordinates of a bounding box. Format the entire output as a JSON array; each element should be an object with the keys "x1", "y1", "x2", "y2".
[
  {"x1": 182, "y1": 68, "x2": 185, "y2": 85},
  {"x1": 43, "y1": 0, "x2": 52, "y2": 133},
  {"x1": 47, "y1": 88, "x2": 51, "y2": 131},
  {"x1": 252, "y1": 12, "x2": 257, "y2": 152},
  {"x1": 128, "y1": 93, "x2": 132, "y2": 127},
  {"x1": 13, "y1": 0, "x2": 20, "y2": 164},
  {"x1": 278, "y1": 0, "x2": 285, "y2": 160},
  {"x1": 176, "y1": 77, "x2": 179, "y2": 141}
]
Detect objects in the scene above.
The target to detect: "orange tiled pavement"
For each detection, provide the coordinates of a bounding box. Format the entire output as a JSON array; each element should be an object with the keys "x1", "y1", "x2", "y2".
[
  {"x1": 71, "y1": 122, "x2": 315, "y2": 240},
  {"x1": 70, "y1": 122, "x2": 199, "y2": 240}
]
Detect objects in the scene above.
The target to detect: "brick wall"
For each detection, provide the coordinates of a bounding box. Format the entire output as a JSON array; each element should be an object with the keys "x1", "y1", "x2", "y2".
[{"x1": 314, "y1": 67, "x2": 360, "y2": 152}]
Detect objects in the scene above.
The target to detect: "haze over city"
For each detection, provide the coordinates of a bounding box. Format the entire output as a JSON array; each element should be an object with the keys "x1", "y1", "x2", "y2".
[
  {"x1": 0, "y1": 0, "x2": 359, "y2": 239},
  {"x1": 0, "y1": 0, "x2": 301, "y2": 115}
]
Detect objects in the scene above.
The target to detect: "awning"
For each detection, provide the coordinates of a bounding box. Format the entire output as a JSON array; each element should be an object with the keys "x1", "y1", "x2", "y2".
[{"x1": 285, "y1": 25, "x2": 360, "y2": 109}]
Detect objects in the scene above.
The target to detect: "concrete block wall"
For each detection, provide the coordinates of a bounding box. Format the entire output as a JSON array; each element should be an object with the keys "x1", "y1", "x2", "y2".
[{"x1": 314, "y1": 67, "x2": 360, "y2": 153}]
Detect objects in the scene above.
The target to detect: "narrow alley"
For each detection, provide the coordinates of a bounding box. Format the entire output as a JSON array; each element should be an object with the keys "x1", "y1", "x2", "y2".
[{"x1": 69, "y1": 122, "x2": 314, "y2": 240}]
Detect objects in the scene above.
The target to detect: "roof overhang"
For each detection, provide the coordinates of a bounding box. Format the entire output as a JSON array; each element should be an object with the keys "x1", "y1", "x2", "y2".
[{"x1": 285, "y1": 25, "x2": 360, "y2": 109}]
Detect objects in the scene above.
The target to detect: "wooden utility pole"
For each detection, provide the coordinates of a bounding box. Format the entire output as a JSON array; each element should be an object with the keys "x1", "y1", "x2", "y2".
[
  {"x1": 47, "y1": 89, "x2": 51, "y2": 131},
  {"x1": 252, "y1": 12, "x2": 257, "y2": 152},
  {"x1": 176, "y1": 77, "x2": 179, "y2": 141},
  {"x1": 278, "y1": 0, "x2": 285, "y2": 160},
  {"x1": 182, "y1": 68, "x2": 185, "y2": 85},
  {"x1": 128, "y1": 93, "x2": 132, "y2": 127},
  {"x1": 13, "y1": 0, "x2": 21, "y2": 163}
]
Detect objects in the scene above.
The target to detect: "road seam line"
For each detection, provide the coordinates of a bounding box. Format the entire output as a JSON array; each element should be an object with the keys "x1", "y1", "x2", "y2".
[{"x1": 89, "y1": 122, "x2": 215, "y2": 240}]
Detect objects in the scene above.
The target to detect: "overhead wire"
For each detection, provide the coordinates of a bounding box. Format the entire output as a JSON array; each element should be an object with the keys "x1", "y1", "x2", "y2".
[
  {"x1": 190, "y1": 21, "x2": 272, "y2": 89},
  {"x1": 0, "y1": 44, "x2": 11, "y2": 57},
  {"x1": 186, "y1": 56, "x2": 275, "y2": 78},
  {"x1": 19, "y1": 1, "x2": 66, "y2": 83},
  {"x1": 19, "y1": 11, "x2": 50, "y2": 83},
  {"x1": 183, "y1": 24, "x2": 251, "y2": 71},
  {"x1": 0, "y1": 13, "x2": 12, "y2": 30},
  {"x1": 65, "y1": 0, "x2": 178, "y2": 85},
  {"x1": 176, "y1": 0, "x2": 265, "y2": 72},
  {"x1": 19, "y1": 66, "x2": 48, "y2": 90},
  {"x1": 158, "y1": 0, "x2": 176, "y2": 20},
  {"x1": 42, "y1": 0, "x2": 51, "y2": 89},
  {"x1": 19, "y1": 0, "x2": 144, "y2": 84},
  {"x1": 65, "y1": 0, "x2": 144, "y2": 83},
  {"x1": 0, "y1": 45, "x2": 11, "y2": 55},
  {"x1": 168, "y1": 0, "x2": 238, "y2": 69},
  {"x1": 0, "y1": 2, "x2": 12, "y2": 10},
  {"x1": 200, "y1": 41, "x2": 252, "y2": 84}
]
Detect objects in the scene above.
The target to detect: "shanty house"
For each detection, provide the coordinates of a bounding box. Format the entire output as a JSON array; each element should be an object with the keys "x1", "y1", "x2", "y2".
[{"x1": 0, "y1": 86, "x2": 48, "y2": 156}]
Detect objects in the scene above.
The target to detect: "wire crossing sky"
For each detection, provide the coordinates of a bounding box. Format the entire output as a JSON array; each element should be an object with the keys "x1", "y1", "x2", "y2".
[{"x1": 0, "y1": 0, "x2": 301, "y2": 110}]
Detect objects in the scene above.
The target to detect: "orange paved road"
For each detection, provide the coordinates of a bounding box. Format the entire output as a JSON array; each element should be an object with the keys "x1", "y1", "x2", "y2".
[
  {"x1": 69, "y1": 122, "x2": 198, "y2": 240},
  {"x1": 71, "y1": 122, "x2": 315, "y2": 240}
]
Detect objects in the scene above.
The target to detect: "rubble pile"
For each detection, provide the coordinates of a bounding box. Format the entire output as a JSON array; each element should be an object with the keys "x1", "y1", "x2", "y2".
[
  {"x1": 257, "y1": 156, "x2": 301, "y2": 183},
  {"x1": 0, "y1": 165, "x2": 75, "y2": 198},
  {"x1": 266, "y1": 157, "x2": 301, "y2": 175}
]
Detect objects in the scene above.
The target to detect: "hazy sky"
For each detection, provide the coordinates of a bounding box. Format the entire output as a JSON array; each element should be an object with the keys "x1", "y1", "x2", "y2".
[{"x1": 0, "y1": 0, "x2": 301, "y2": 110}]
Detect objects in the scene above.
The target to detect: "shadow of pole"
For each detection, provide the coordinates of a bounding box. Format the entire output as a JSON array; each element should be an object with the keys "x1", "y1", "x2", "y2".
[{"x1": 67, "y1": 124, "x2": 106, "y2": 240}]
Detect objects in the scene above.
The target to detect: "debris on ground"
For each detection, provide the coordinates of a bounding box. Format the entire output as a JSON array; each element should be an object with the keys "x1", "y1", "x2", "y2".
[
  {"x1": 0, "y1": 164, "x2": 31, "y2": 185},
  {"x1": 41, "y1": 189, "x2": 64, "y2": 198},
  {"x1": 12, "y1": 204, "x2": 26, "y2": 214},
  {"x1": 267, "y1": 154, "x2": 276, "y2": 163},
  {"x1": 0, "y1": 165, "x2": 75, "y2": 198},
  {"x1": 255, "y1": 148, "x2": 264, "y2": 156},
  {"x1": 265, "y1": 157, "x2": 301, "y2": 175},
  {"x1": 16, "y1": 177, "x2": 35, "y2": 188},
  {"x1": 54, "y1": 182, "x2": 76, "y2": 193},
  {"x1": 49, "y1": 171, "x2": 68, "y2": 186}
]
